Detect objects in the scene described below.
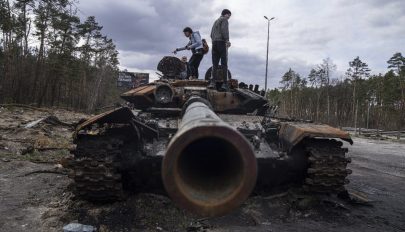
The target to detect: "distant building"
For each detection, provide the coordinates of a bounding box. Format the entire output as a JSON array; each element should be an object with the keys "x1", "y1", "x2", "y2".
[{"x1": 117, "y1": 71, "x2": 149, "y2": 89}]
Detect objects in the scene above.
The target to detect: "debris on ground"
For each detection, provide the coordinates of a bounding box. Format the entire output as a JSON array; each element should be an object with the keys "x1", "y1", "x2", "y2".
[
  {"x1": 25, "y1": 115, "x2": 75, "y2": 129},
  {"x1": 63, "y1": 222, "x2": 95, "y2": 232},
  {"x1": 347, "y1": 189, "x2": 374, "y2": 206},
  {"x1": 1, "y1": 106, "x2": 405, "y2": 232},
  {"x1": 0, "y1": 106, "x2": 88, "y2": 162}
]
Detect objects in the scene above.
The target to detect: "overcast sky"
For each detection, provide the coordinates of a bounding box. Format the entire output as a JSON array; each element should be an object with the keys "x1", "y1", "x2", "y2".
[{"x1": 77, "y1": 0, "x2": 405, "y2": 89}]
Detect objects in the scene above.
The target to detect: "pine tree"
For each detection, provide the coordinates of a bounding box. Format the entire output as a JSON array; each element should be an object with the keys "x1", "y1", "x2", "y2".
[
  {"x1": 387, "y1": 52, "x2": 405, "y2": 130},
  {"x1": 0, "y1": 0, "x2": 120, "y2": 111},
  {"x1": 346, "y1": 56, "x2": 371, "y2": 127}
]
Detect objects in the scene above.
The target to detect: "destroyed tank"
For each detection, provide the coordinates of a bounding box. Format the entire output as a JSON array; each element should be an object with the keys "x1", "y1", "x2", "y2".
[{"x1": 65, "y1": 56, "x2": 353, "y2": 217}]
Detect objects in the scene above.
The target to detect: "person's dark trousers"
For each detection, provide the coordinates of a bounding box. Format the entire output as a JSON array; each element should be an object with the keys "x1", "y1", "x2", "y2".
[
  {"x1": 212, "y1": 41, "x2": 228, "y2": 82},
  {"x1": 189, "y1": 52, "x2": 203, "y2": 78}
]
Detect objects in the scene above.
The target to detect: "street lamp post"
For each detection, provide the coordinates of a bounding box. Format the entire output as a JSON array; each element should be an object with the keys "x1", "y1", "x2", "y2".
[{"x1": 264, "y1": 16, "x2": 275, "y2": 92}]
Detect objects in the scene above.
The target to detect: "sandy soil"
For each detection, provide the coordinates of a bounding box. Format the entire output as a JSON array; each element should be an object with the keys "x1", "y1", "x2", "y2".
[{"x1": 0, "y1": 106, "x2": 404, "y2": 232}]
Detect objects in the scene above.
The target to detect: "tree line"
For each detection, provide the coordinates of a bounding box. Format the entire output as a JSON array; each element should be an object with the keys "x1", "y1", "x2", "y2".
[
  {"x1": 268, "y1": 53, "x2": 405, "y2": 131},
  {"x1": 0, "y1": 0, "x2": 120, "y2": 112}
]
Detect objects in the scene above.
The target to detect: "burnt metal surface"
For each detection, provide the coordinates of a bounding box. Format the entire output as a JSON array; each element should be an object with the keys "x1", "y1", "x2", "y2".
[
  {"x1": 68, "y1": 126, "x2": 136, "y2": 201},
  {"x1": 204, "y1": 66, "x2": 232, "y2": 81},
  {"x1": 121, "y1": 85, "x2": 155, "y2": 97},
  {"x1": 254, "y1": 138, "x2": 351, "y2": 195},
  {"x1": 154, "y1": 83, "x2": 174, "y2": 104},
  {"x1": 65, "y1": 56, "x2": 355, "y2": 218},
  {"x1": 120, "y1": 85, "x2": 155, "y2": 108},
  {"x1": 208, "y1": 88, "x2": 268, "y2": 114},
  {"x1": 304, "y1": 139, "x2": 351, "y2": 193},
  {"x1": 157, "y1": 56, "x2": 185, "y2": 78},
  {"x1": 171, "y1": 79, "x2": 209, "y2": 87},
  {"x1": 162, "y1": 98, "x2": 257, "y2": 217},
  {"x1": 67, "y1": 126, "x2": 165, "y2": 200},
  {"x1": 75, "y1": 107, "x2": 134, "y2": 132},
  {"x1": 120, "y1": 78, "x2": 268, "y2": 115},
  {"x1": 279, "y1": 122, "x2": 353, "y2": 148}
]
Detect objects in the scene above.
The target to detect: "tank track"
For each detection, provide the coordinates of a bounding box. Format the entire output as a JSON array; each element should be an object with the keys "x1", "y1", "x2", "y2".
[
  {"x1": 68, "y1": 133, "x2": 127, "y2": 201},
  {"x1": 304, "y1": 139, "x2": 352, "y2": 193}
]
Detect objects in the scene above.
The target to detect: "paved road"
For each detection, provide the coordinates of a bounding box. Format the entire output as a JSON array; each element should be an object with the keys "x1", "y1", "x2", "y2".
[{"x1": 344, "y1": 138, "x2": 405, "y2": 231}]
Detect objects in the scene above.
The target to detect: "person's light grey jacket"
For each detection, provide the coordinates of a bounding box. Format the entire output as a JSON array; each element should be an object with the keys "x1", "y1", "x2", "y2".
[
  {"x1": 176, "y1": 31, "x2": 203, "y2": 53},
  {"x1": 210, "y1": 16, "x2": 229, "y2": 42}
]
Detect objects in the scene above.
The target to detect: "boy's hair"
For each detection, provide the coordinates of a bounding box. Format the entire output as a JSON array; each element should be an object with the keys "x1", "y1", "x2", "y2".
[
  {"x1": 183, "y1": 27, "x2": 193, "y2": 33},
  {"x1": 221, "y1": 9, "x2": 231, "y2": 16}
]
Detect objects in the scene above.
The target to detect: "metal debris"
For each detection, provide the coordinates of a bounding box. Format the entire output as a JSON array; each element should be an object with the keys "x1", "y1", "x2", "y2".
[
  {"x1": 25, "y1": 115, "x2": 74, "y2": 128},
  {"x1": 348, "y1": 189, "x2": 373, "y2": 206},
  {"x1": 63, "y1": 222, "x2": 95, "y2": 232},
  {"x1": 25, "y1": 118, "x2": 46, "y2": 128}
]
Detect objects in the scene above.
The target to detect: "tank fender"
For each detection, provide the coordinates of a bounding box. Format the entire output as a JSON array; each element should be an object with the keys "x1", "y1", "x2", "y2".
[
  {"x1": 75, "y1": 107, "x2": 135, "y2": 132},
  {"x1": 279, "y1": 122, "x2": 353, "y2": 150},
  {"x1": 74, "y1": 107, "x2": 159, "y2": 140}
]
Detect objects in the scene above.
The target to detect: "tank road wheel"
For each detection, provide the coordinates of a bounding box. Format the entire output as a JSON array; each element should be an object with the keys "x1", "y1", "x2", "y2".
[
  {"x1": 69, "y1": 128, "x2": 137, "y2": 201},
  {"x1": 303, "y1": 139, "x2": 352, "y2": 193}
]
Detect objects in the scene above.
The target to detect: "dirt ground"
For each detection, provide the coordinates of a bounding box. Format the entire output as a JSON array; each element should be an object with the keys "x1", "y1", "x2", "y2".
[{"x1": 0, "y1": 106, "x2": 405, "y2": 232}]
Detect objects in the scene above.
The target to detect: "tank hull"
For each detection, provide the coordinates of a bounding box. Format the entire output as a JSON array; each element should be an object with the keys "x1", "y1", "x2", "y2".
[
  {"x1": 65, "y1": 57, "x2": 352, "y2": 217},
  {"x1": 66, "y1": 106, "x2": 352, "y2": 215}
]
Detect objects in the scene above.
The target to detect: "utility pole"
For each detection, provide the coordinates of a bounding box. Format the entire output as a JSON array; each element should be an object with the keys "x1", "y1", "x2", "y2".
[{"x1": 264, "y1": 16, "x2": 275, "y2": 92}]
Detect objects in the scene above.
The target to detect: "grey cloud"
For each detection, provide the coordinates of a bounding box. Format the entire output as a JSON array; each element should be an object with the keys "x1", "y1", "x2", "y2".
[
  {"x1": 226, "y1": 51, "x2": 313, "y2": 89},
  {"x1": 77, "y1": 0, "x2": 405, "y2": 88},
  {"x1": 80, "y1": 0, "x2": 215, "y2": 53}
]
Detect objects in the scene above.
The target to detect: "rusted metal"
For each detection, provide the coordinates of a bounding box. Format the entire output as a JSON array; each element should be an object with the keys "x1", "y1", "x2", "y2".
[
  {"x1": 121, "y1": 85, "x2": 155, "y2": 97},
  {"x1": 67, "y1": 123, "x2": 165, "y2": 201},
  {"x1": 75, "y1": 107, "x2": 158, "y2": 140},
  {"x1": 157, "y1": 56, "x2": 185, "y2": 78},
  {"x1": 154, "y1": 83, "x2": 174, "y2": 104},
  {"x1": 171, "y1": 79, "x2": 209, "y2": 87},
  {"x1": 75, "y1": 107, "x2": 134, "y2": 133},
  {"x1": 121, "y1": 75, "x2": 267, "y2": 115},
  {"x1": 67, "y1": 131, "x2": 128, "y2": 201},
  {"x1": 279, "y1": 122, "x2": 353, "y2": 149},
  {"x1": 204, "y1": 66, "x2": 232, "y2": 81},
  {"x1": 120, "y1": 85, "x2": 155, "y2": 107},
  {"x1": 162, "y1": 97, "x2": 257, "y2": 217},
  {"x1": 67, "y1": 56, "x2": 356, "y2": 217},
  {"x1": 207, "y1": 90, "x2": 241, "y2": 112},
  {"x1": 303, "y1": 139, "x2": 351, "y2": 193}
]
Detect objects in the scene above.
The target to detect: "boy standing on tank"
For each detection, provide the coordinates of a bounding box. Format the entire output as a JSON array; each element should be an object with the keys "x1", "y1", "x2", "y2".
[{"x1": 173, "y1": 27, "x2": 204, "y2": 79}]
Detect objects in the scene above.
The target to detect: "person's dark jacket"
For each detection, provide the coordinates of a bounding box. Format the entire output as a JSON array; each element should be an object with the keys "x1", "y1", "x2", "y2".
[{"x1": 210, "y1": 16, "x2": 229, "y2": 42}]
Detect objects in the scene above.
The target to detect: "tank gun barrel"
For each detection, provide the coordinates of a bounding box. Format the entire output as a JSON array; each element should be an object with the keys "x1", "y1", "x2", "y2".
[{"x1": 162, "y1": 97, "x2": 257, "y2": 217}]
